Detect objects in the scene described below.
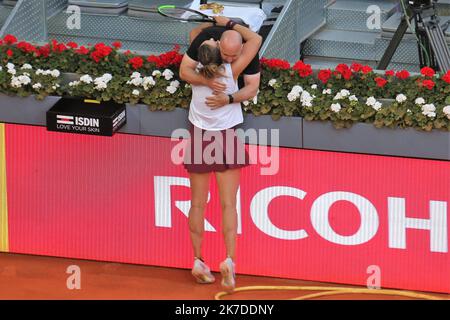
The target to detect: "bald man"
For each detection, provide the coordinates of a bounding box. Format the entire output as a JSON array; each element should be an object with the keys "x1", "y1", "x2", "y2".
[{"x1": 179, "y1": 20, "x2": 261, "y2": 109}]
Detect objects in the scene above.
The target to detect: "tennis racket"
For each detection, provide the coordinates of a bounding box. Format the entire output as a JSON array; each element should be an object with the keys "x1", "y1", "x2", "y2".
[{"x1": 157, "y1": 5, "x2": 217, "y2": 23}]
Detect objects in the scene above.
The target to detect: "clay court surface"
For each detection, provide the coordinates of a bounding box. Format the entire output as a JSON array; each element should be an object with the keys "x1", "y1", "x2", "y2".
[{"x1": 0, "y1": 252, "x2": 448, "y2": 300}]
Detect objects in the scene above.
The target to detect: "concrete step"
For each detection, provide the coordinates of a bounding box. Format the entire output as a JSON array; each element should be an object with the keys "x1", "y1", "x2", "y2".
[
  {"x1": 326, "y1": 0, "x2": 398, "y2": 32},
  {"x1": 302, "y1": 28, "x2": 378, "y2": 60},
  {"x1": 381, "y1": 12, "x2": 450, "y2": 41},
  {"x1": 0, "y1": 4, "x2": 14, "y2": 28}
]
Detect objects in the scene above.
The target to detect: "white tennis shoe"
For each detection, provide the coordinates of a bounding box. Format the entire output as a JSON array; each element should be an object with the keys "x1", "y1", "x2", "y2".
[{"x1": 191, "y1": 258, "x2": 215, "y2": 284}]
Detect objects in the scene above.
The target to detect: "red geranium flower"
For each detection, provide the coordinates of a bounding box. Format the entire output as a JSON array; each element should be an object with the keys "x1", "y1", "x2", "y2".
[
  {"x1": 350, "y1": 63, "x2": 363, "y2": 72},
  {"x1": 76, "y1": 46, "x2": 89, "y2": 55},
  {"x1": 17, "y1": 41, "x2": 36, "y2": 53},
  {"x1": 375, "y1": 77, "x2": 387, "y2": 87},
  {"x1": 6, "y1": 49, "x2": 13, "y2": 57},
  {"x1": 67, "y1": 42, "x2": 78, "y2": 49},
  {"x1": 318, "y1": 69, "x2": 332, "y2": 83},
  {"x1": 37, "y1": 45, "x2": 51, "y2": 58},
  {"x1": 128, "y1": 56, "x2": 144, "y2": 70},
  {"x1": 361, "y1": 65, "x2": 373, "y2": 74},
  {"x1": 420, "y1": 66, "x2": 435, "y2": 78},
  {"x1": 385, "y1": 70, "x2": 395, "y2": 77},
  {"x1": 3, "y1": 34, "x2": 17, "y2": 45},
  {"x1": 395, "y1": 70, "x2": 410, "y2": 80},
  {"x1": 335, "y1": 63, "x2": 353, "y2": 80},
  {"x1": 90, "y1": 43, "x2": 113, "y2": 62},
  {"x1": 112, "y1": 41, "x2": 122, "y2": 49},
  {"x1": 293, "y1": 60, "x2": 312, "y2": 78},
  {"x1": 421, "y1": 79, "x2": 435, "y2": 90},
  {"x1": 442, "y1": 71, "x2": 450, "y2": 84},
  {"x1": 260, "y1": 57, "x2": 290, "y2": 70},
  {"x1": 147, "y1": 45, "x2": 183, "y2": 68}
]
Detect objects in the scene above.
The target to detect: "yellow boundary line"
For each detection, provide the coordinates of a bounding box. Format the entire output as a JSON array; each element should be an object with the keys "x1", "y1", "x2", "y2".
[
  {"x1": 0, "y1": 123, "x2": 9, "y2": 252},
  {"x1": 215, "y1": 285, "x2": 449, "y2": 300}
]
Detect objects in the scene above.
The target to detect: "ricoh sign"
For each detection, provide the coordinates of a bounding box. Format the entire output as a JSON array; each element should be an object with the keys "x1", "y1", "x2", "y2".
[
  {"x1": 46, "y1": 98, "x2": 126, "y2": 136},
  {"x1": 154, "y1": 177, "x2": 448, "y2": 253}
]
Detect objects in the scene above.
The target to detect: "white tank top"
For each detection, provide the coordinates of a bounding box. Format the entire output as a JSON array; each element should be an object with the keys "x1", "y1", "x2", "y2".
[{"x1": 188, "y1": 63, "x2": 243, "y2": 131}]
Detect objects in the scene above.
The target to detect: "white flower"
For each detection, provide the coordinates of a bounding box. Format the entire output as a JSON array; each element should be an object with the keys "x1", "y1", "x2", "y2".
[
  {"x1": 152, "y1": 70, "x2": 161, "y2": 77},
  {"x1": 170, "y1": 80, "x2": 180, "y2": 88},
  {"x1": 421, "y1": 104, "x2": 436, "y2": 118},
  {"x1": 250, "y1": 90, "x2": 260, "y2": 105},
  {"x1": 349, "y1": 95, "x2": 358, "y2": 102},
  {"x1": 51, "y1": 69, "x2": 60, "y2": 78},
  {"x1": 0, "y1": 66, "x2": 2, "y2": 71},
  {"x1": 52, "y1": 85, "x2": 58, "y2": 90},
  {"x1": 415, "y1": 97, "x2": 425, "y2": 105},
  {"x1": 287, "y1": 92, "x2": 299, "y2": 102},
  {"x1": 162, "y1": 69, "x2": 174, "y2": 80},
  {"x1": 322, "y1": 89, "x2": 332, "y2": 95},
  {"x1": 6, "y1": 63, "x2": 15, "y2": 70},
  {"x1": 132, "y1": 89, "x2": 140, "y2": 96},
  {"x1": 373, "y1": 101, "x2": 383, "y2": 111},
  {"x1": 143, "y1": 76, "x2": 156, "y2": 89},
  {"x1": 100, "y1": 73, "x2": 112, "y2": 83},
  {"x1": 69, "y1": 81, "x2": 80, "y2": 87},
  {"x1": 340, "y1": 89, "x2": 350, "y2": 97},
  {"x1": 291, "y1": 85, "x2": 303, "y2": 94},
  {"x1": 10, "y1": 77, "x2": 21, "y2": 88},
  {"x1": 166, "y1": 85, "x2": 177, "y2": 94},
  {"x1": 80, "y1": 75, "x2": 93, "y2": 84},
  {"x1": 407, "y1": 109, "x2": 412, "y2": 113},
  {"x1": 311, "y1": 84, "x2": 318, "y2": 90},
  {"x1": 22, "y1": 72, "x2": 30, "y2": 77},
  {"x1": 18, "y1": 75, "x2": 31, "y2": 85},
  {"x1": 333, "y1": 92, "x2": 343, "y2": 100},
  {"x1": 242, "y1": 100, "x2": 250, "y2": 106},
  {"x1": 331, "y1": 103, "x2": 341, "y2": 113},
  {"x1": 95, "y1": 82, "x2": 107, "y2": 90},
  {"x1": 301, "y1": 91, "x2": 313, "y2": 107},
  {"x1": 32, "y1": 83, "x2": 42, "y2": 89},
  {"x1": 129, "y1": 77, "x2": 143, "y2": 86},
  {"x1": 443, "y1": 106, "x2": 450, "y2": 119},
  {"x1": 7, "y1": 69, "x2": 16, "y2": 75},
  {"x1": 10, "y1": 75, "x2": 31, "y2": 88},
  {"x1": 396, "y1": 94, "x2": 407, "y2": 103},
  {"x1": 268, "y1": 79, "x2": 277, "y2": 87},
  {"x1": 131, "y1": 72, "x2": 141, "y2": 79},
  {"x1": 21, "y1": 64, "x2": 33, "y2": 70},
  {"x1": 366, "y1": 96, "x2": 377, "y2": 106}
]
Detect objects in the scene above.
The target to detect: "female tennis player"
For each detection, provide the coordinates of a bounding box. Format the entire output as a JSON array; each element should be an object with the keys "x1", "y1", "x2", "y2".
[{"x1": 181, "y1": 15, "x2": 262, "y2": 292}]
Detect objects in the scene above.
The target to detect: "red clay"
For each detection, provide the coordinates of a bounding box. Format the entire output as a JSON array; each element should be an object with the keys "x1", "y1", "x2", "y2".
[{"x1": 0, "y1": 252, "x2": 448, "y2": 300}]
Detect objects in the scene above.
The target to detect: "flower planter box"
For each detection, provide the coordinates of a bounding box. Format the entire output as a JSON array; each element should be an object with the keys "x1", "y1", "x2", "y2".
[
  {"x1": 303, "y1": 120, "x2": 450, "y2": 161},
  {"x1": 0, "y1": 94, "x2": 61, "y2": 126},
  {"x1": 138, "y1": 106, "x2": 191, "y2": 138},
  {"x1": 0, "y1": 93, "x2": 141, "y2": 135},
  {"x1": 237, "y1": 113, "x2": 303, "y2": 148}
]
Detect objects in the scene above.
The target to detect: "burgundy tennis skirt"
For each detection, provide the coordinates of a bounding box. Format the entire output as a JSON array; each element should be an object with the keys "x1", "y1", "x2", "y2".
[{"x1": 183, "y1": 123, "x2": 251, "y2": 173}]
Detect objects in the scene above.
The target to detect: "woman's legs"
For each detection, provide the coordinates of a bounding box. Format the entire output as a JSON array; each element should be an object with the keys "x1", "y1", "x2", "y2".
[
  {"x1": 214, "y1": 168, "x2": 241, "y2": 260},
  {"x1": 188, "y1": 171, "x2": 211, "y2": 260}
]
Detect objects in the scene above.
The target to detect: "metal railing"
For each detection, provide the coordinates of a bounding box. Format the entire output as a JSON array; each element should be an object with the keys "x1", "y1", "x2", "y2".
[{"x1": 260, "y1": 0, "x2": 327, "y2": 63}]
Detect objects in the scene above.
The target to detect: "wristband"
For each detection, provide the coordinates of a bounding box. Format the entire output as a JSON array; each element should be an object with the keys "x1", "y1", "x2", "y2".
[
  {"x1": 228, "y1": 94, "x2": 234, "y2": 104},
  {"x1": 225, "y1": 20, "x2": 237, "y2": 30}
]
